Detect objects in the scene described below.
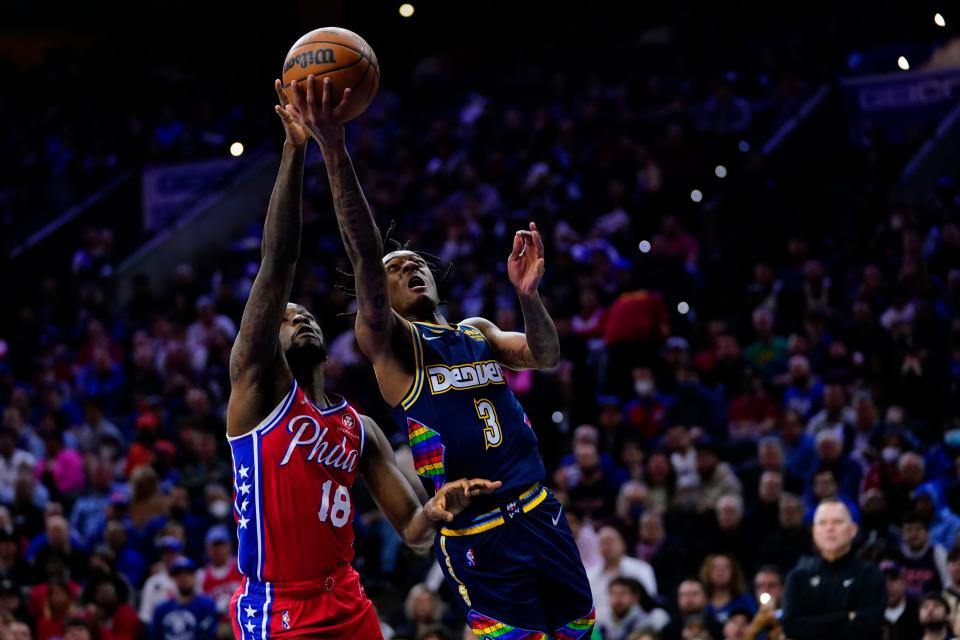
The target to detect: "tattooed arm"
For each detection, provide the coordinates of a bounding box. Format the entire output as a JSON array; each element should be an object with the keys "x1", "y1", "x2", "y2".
[
  {"x1": 462, "y1": 222, "x2": 560, "y2": 370},
  {"x1": 226, "y1": 82, "x2": 306, "y2": 437},
  {"x1": 288, "y1": 76, "x2": 409, "y2": 377}
]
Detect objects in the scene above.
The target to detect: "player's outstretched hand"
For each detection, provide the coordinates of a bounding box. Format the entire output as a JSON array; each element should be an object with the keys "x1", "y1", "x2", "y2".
[
  {"x1": 425, "y1": 478, "x2": 503, "y2": 523},
  {"x1": 507, "y1": 221, "x2": 546, "y2": 297},
  {"x1": 274, "y1": 79, "x2": 309, "y2": 148},
  {"x1": 286, "y1": 75, "x2": 354, "y2": 149}
]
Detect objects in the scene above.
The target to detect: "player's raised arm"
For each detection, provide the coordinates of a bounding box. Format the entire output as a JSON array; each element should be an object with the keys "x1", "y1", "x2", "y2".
[
  {"x1": 463, "y1": 222, "x2": 560, "y2": 371},
  {"x1": 289, "y1": 76, "x2": 400, "y2": 360},
  {"x1": 358, "y1": 416, "x2": 500, "y2": 551},
  {"x1": 226, "y1": 83, "x2": 307, "y2": 433}
]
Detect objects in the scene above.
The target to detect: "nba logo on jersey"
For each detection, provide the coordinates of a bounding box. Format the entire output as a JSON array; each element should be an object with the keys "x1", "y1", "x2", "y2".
[
  {"x1": 506, "y1": 501, "x2": 520, "y2": 519},
  {"x1": 466, "y1": 548, "x2": 476, "y2": 567},
  {"x1": 342, "y1": 414, "x2": 355, "y2": 429},
  {"x1": 282, "y1": 610, "x2": 291, "y2": 630}
]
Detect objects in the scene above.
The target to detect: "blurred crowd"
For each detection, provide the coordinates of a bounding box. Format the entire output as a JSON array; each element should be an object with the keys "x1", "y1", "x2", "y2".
[{"x1": 3, "y1": 6, "x2": 960, "y2": 640}]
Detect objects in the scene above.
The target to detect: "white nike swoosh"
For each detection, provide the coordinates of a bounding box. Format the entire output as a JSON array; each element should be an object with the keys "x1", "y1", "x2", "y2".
[
  {"x1": 552, "y1": 507, "x2": 563, "y2": 526},
  {"x1": 422, "y1": 334, "x2": 443, "y2": 341}
]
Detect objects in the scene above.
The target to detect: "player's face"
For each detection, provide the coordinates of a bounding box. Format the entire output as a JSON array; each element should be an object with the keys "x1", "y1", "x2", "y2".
[
  {"x1": 279, "y1": 304, "x2": 328, "y2": 362},
  {"x1": 383, "y1": 251, "x2": 438, "y2": 317}
]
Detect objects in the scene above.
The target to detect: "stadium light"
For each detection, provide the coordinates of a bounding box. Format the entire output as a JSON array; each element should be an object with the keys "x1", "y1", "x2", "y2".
[
  {"x1": 399, "y1": 3, "x2": 415, "y2": 17},
  {"x1": 738, "y1": 140, "x2": 750, "y2": 153},
  {"x1": 678, "y1": 302, "x2": 690, "y2": 315},
  {"x1": 898, "y1": 56, "x2": 910, "y2": 71},
  {"x1": 715, "y1": 165, "x2": 728, "y2": 178},
  {"x1": 639, "y1": 240, "x2": 652, "y2": 253},
  {"x1": 230, "y1": 142, "x2": 244, "y2": 157},
  {"x1": 551, "y1": 411, "x2": 564, "y2": 424},
  {"x1": 690, "y1": 189, "x2": 703, "y2": 203},
  {"x1": 935, "y1": 13, "x2": 946, "y2": 27}
]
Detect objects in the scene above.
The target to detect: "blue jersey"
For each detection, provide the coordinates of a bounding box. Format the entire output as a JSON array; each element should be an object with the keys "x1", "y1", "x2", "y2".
[
  {"x1": 391, "y1": 321, "x2": 545, "y2": 525},
  {"x1": 151, "y1": 595, "x2": 218, "y2": 640}
]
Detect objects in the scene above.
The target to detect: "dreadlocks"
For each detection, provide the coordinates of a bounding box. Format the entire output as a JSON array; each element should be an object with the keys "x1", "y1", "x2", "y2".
[{"x1": 334, "y1": 221, "x2": 453, "y2": 306}]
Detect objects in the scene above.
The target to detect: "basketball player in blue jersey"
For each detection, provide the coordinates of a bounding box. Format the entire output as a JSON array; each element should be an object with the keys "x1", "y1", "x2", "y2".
[{"x1": 291, "y1": 77, "x2": 595, "y2": 639}]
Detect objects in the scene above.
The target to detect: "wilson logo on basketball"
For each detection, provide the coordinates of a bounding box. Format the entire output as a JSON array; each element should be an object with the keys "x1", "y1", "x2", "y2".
[{"x1": 284, "y1": 48, "x2": 336, "y2": 72}]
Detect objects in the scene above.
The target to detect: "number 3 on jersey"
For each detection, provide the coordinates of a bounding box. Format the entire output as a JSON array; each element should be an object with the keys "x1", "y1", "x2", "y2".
[
  {"x1": 475, "y1": 398, "x2": 503, "y2": 449},
  {"x1": 317, "y1": 480, "x2": 351, "y2": 528}
]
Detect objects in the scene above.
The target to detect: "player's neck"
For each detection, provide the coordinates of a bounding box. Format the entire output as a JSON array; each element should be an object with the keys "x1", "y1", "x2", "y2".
[
  {"x1": 293, "y1": 365, "x2": 328, "y2": 407},
  {"x1": 409, "y1": 310, "x2": 450, "y2": 327}
]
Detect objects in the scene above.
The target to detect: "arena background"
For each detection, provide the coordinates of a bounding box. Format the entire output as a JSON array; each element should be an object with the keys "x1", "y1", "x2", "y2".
[{"x1": 3, "y1": 1, "x2": 960, "y2": 638}]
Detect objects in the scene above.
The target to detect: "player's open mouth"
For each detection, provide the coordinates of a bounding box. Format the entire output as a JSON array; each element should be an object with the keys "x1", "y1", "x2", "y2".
[
  {"x1": 408, "y1": 275, "x2": 426, "y2": 290},
  {"x1": 296, "y1": 327, "x2": 318, "y2": 340}
]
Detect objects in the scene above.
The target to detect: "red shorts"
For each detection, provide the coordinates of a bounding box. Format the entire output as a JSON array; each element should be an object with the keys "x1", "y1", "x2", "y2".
[{"x1": 230, "y1": 564, "x2": 382, "y2": 639}]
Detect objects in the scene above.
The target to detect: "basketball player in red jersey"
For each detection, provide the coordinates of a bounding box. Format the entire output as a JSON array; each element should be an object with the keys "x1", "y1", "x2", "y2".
[{"x1": 225, "y1": 80, "x2": 500, "y2": 639}]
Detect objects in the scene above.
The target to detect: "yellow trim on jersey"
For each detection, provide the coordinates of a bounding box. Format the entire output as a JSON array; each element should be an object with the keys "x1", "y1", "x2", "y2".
[
  {"x1": 400, "y1": 322, "x2": 426, "y2": 410},
  {"x1": 413, "y1": 320, "x2": 460, "y2": 331},
  {"x1": 440, "y1": 535, "x2": 472, "y2": 606},
  {"x1": 439, "y1": 485, "x2": 548, "y2": 536}
]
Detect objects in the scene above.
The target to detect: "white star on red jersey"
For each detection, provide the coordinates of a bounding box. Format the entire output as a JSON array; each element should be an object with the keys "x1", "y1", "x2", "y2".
[
  {"x1": 237, "y1": 465, "x2": 249, "y2": 479},
  {"x1": 241, "y1": 499, "x2": 249, "y2": 511},
  {"x1": 244, "y1": 604, "x2": 257, "y2": 618},
  {"x1": 238, "y1": 515, "x2": 250, "y2": 529},
  {"x1": 238, "y1": 482, "x2": 251, "y2": 496},
  {"x1": 245, "y1": 620, "x2": 255, "y2": 633}
]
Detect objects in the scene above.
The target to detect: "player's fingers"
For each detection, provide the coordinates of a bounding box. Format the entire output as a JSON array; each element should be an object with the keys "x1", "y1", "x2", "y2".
[
  {"x1": 289, "y1": 79, "x2": 305, "y2": 113},
  {"x1": 537, "y1": 258, "x2": 545, "y2": 274},
  {"x1": 306, "y1": 74, "x2": 318, "y2": 111},
  {"x1": 468, "y1": 479, "x2": 502, "y2": 495},
  {"x1": 509, "y1": 232, "x2": 523, "y2": 260},
  {"x1": 531, "y1": 222, "x2": 545, "y2": 254},
  {"x1": 321, "y1": 77, "x2": 332, "y2": 112},
  {"x1": 334, "y1": 87, "x2": 353, "y2": 116},
  {"x1": 275, "y1": 79, "x2": 288, "y2": 106}
]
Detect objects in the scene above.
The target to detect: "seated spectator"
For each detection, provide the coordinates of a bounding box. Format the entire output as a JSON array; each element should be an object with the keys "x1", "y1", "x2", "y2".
[
  {"x1": 393, "y1": 584, "x2": 453, "y2": 640},
  {"x1": 150, "y1": 557, "x2": 216, "y2": 640},
  {"x1": 782, "y1": 355, "x2": 823, "y2": 420},
  {"x1": 898, "y1": 510, "x2": 950, "y2": 598},
  {"x1": 778, "y1": 410, "x2": 817, "y2": 482},
  {"x1": 699, "y1": 554, "x2": 756, "y2": 624},
  {"x1": 34, "y1": 578, "x2": 81, "y2": 640},
  {"x1": 643, "y1": 452, "x2": 677, "y2": 513},
  {"x1": 884, "y1": 557, "x2": 922, "y2": 640},
  {"x1": 27, "y1": 514, "x2": 87, "y2": 584},
  {"x1": 625, "y1": 368, "x2": 670, "y2": 443},
  {"x1": 915, "y1": 487, "x2": 960, "y2": 552},
  {"x1": 722, "y1": 608, "x2": 752, "y2": 640},
  {"x1": 692, "y1": 439, "x2": 742, "y2": 513},
  {"x1": 919, "y1": 592, "x2": 955, "y2": 640},
  {"x1": 743, "y1": 309, "x2": 788, "y2": 380},
  {"x1": 663, "y1": 580, "x2": 723, "y2": 640},
  {"x1": 726, "y1": 373, "x2": 778, "y2": 441},
  {"x1": 636, "y1": 512, "x2": 686, "y2": 597},
  {"x1": 195, "y1": 525, "x2": 241, "y2": 629},
  {"x1": 138, "y1": 536, "x2": 181, "y2": 624},
  {"x1": 599, "y1": 577, "x2": 670, "y2": 639},
  {"x1": 589, "y1": 526, "x2": 658, "y2": 621},
  {"x1": 86, "y1": 575, "x2": 139, "y2": 640}
]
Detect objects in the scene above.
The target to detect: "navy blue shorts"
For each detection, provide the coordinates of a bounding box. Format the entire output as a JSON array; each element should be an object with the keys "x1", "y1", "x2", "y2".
[{"x1": 434, "y1": 484, "x2": 595, "y2": 639}]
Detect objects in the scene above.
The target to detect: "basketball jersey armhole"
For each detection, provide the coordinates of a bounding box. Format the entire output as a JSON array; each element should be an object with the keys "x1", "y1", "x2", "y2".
[
  {"x1": 358, "y1": 410, "x2": 367, "y2": 458},
  {"x1": 226, "y1": 379, "x2": 299, "y2": 442},
  {"x1": 398, "y1": 321, "x2": 425, "y2": 410}
]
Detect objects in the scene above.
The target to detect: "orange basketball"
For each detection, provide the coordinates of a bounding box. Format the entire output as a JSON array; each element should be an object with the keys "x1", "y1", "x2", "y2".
[{"x1": 281, "y1": 27, "x2": 380, "y2": 122}]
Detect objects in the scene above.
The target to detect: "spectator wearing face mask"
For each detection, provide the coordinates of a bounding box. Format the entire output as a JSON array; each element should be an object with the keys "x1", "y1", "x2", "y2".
[{"x1": 625, "y1": 367, "x2": 670, "y2": 442}]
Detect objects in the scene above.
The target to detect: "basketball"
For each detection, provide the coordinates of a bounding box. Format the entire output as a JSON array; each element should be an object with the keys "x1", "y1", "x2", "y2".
[{"x1": 282, "y1": 27, "x2": 380, "y2": 122}]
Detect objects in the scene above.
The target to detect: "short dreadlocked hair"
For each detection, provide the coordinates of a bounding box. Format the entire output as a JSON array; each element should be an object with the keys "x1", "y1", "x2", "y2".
[{"x1": 335, "y1": 221, "x2": 453, "y2": 306}]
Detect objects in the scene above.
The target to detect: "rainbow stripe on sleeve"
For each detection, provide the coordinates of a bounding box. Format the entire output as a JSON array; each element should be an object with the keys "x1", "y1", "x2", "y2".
[{"x1": 407, "y1": 418, "x2": 445, "y2": 491}]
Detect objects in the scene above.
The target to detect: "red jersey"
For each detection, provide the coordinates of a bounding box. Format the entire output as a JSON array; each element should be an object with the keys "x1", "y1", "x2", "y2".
[
  {"x1": 227, "y1": 380, "x2": 365, "y2": 583},
  {"x1": 198, "y1": 561, "x2": 243, "y2": 619}
]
